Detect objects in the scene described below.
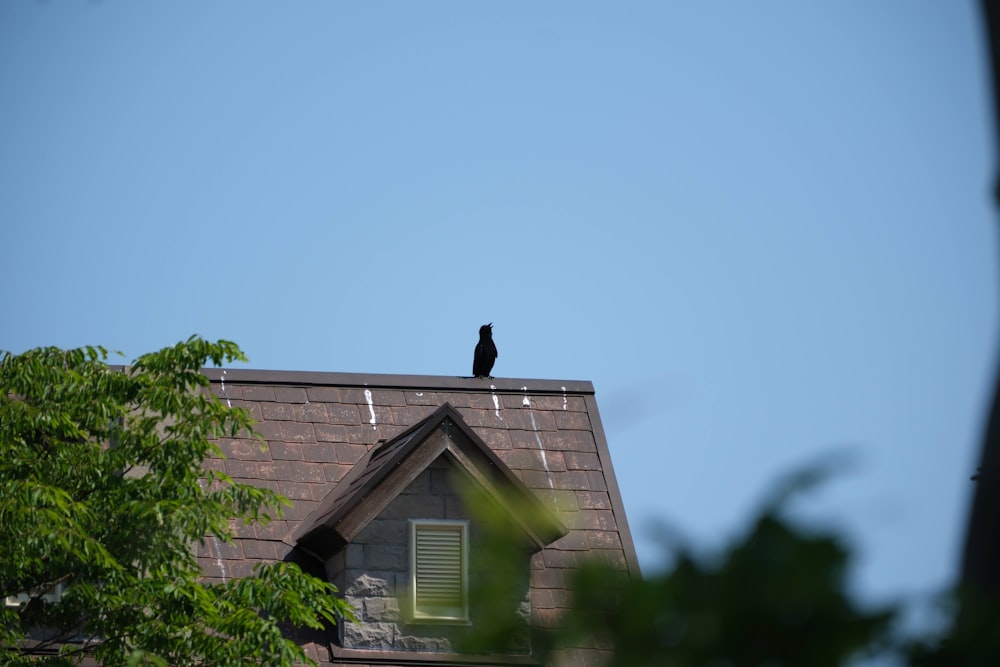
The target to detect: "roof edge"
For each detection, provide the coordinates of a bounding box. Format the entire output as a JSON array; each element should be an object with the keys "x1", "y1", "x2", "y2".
[
  {"x1": 202, "y1": 368, "x2": 594, "y2": 394},
  {"x1": 584, "y1": 394, "x2": 643, "y2": 580}
]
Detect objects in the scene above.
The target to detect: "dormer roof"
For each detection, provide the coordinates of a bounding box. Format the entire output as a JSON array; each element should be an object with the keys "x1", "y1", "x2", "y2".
[{"x1": 294, "y1": 403, "x2": 567, "y2": 559}]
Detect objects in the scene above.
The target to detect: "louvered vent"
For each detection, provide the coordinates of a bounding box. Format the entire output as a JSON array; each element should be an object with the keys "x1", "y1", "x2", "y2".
[{"x1": 410, "y1": 520, "x2": 468, "y2": 621}]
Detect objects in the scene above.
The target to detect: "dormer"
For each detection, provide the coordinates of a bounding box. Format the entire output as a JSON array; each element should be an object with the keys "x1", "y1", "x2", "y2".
[{"x1": 294, "y1": 403, "x2": 568, "y2": 660}]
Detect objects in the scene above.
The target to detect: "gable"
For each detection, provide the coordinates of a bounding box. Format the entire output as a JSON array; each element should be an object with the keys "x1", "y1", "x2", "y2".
[{"x1": 329, "y1": 455, "x2": 536, "y2": 655}]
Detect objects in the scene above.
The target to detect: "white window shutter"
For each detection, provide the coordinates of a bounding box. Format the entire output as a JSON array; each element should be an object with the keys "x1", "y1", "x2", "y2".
[{"x1": 410, "y1": 520, "x2": 468, "y2": 622}]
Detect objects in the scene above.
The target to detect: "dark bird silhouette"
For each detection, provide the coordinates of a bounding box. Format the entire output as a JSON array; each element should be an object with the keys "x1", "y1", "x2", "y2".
[{"x1": 472, "y1": 323, "x2": 498, "y2": 378}]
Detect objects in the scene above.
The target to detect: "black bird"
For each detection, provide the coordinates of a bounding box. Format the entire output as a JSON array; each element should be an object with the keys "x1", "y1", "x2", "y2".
[{"x1": 472, "y1": 323, "x2": 498, "y2": 378}]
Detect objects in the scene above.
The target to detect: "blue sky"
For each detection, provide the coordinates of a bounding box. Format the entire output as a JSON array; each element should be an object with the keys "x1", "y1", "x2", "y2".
[{"x1": 2, "y1": 1, "x2": 997, "y2": 611}]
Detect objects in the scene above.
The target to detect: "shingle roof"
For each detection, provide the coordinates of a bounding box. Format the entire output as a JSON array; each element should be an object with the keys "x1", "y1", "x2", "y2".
[{"x1": 199, "y1": 369, "x2": 638, "y2": 664}]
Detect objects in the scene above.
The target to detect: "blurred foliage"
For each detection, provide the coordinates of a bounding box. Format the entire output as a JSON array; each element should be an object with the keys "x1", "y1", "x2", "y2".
[
  {"x1": 459, "y1": 457, "x2": 1000, "y2": 666},
  {"x1": 0, "y1": 338, "x2": 353, "y2": 666},
  {"x1": 461, "y1": 462, "x2": 898, "y2": 666},
  {"x1": 904, "y1": 586, "x2": 1000, "y2": 667},
  {"x1": 553, "y1": 515, "x2": 893, "y2": 667}
]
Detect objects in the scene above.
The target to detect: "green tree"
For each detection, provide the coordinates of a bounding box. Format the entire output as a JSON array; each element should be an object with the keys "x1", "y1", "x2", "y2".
[
  {"x1": 546, "y1": 515, "x2": 895, "y2": 667},
  {"x1": 0, "y1": 338, "x2": 353, "y2": 666},
  {"x1": 461, "y1": 463, "x2": 897, "y2": 666}
]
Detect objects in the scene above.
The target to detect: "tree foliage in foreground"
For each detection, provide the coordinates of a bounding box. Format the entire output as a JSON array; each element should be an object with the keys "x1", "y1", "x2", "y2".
[
  {"x1": 462, "y1": 464, "x2": 897, "y2": 666},
  {"x1": 549, "y1": 516, "x2": 894, "y2": 667},
  {"x1": 0, "y1": 338, "x2": 353, "y2": 666}
]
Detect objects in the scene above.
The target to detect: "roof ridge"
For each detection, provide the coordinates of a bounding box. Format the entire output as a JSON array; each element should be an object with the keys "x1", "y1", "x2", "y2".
[{"x1": 202, "y1": 368, "x2": 595, "y2": 394}]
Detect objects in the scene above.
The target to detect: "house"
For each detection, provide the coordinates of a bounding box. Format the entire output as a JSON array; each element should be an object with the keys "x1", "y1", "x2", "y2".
[{"x1": 199, "y1": 369, "x2": 639, "y2": 666}]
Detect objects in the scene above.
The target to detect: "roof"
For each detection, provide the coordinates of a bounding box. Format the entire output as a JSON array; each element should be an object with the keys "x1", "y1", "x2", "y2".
[{"x1": 198, "y1": 369, "x2": 639, "y2": 664}]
